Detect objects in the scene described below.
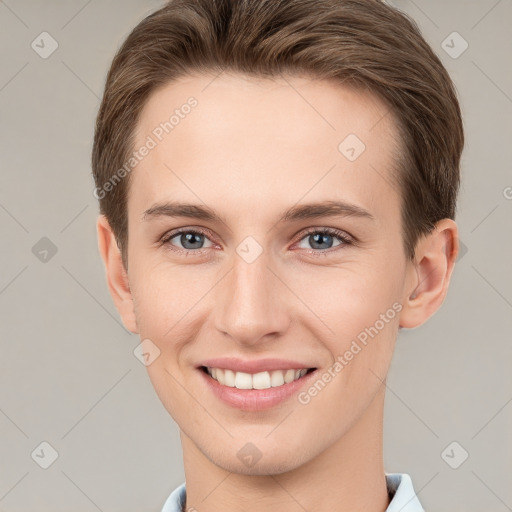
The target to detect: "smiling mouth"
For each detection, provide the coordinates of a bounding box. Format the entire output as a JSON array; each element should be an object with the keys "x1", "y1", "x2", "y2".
[{"x1": 200, "y1": 366, "x2": 317, "y2": 390}]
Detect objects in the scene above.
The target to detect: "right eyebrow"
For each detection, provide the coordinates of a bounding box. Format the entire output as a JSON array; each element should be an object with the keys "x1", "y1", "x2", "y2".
[{"x1": 142, "y1": 202, "x2": 222, "y2": 222}]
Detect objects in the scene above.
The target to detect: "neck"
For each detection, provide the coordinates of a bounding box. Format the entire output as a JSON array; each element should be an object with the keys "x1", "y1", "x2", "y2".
[{"x1": 180, "y1": 385, "x2": 390, "y2": 512}]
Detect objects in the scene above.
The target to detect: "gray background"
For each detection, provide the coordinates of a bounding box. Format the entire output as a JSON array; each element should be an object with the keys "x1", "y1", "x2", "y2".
[{"x1": 0, "y1": 0, "x2": 511, "y2": 510}]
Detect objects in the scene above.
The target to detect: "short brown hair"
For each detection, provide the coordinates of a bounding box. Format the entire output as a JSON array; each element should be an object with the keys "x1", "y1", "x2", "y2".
[{"x1": 92, "y1": 0, "x2": 464, "y2": 269}]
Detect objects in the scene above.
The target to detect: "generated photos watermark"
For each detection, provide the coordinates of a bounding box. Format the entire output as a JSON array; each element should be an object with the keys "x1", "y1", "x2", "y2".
[
  {"x1": 93, "y1": 96, "x2": 198, "y2": 200},
  {"x1": 298, "y1": 301, "x2": 403, "y2": 405}
]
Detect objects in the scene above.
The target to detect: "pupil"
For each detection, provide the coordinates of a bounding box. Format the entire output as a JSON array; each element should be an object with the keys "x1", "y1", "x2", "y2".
[
  {"x1": 182, "y1": 232, "x2": 203, "y2": 249},
  {"x1": 311, "y1": 233, "x2": 332, "y2": 250}
]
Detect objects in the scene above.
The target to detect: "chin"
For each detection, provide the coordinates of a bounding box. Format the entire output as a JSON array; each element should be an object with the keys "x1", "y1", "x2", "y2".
[
  {"x1": 224, "y1": 457, "x2": 302, "y2": 476},
  {"x1": 207, "y1": 443, "x2": 308, "y2": 476}
]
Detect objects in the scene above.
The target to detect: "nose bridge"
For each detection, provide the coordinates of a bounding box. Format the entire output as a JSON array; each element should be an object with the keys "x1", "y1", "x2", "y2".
[{"x1": 213, "y1": 245, "x2": 289, "y2": 344}]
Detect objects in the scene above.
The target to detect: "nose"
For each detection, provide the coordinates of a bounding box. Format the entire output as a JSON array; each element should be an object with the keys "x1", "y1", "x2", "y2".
[{"x1": 213, "y1": 248, "x2": 291, "y2": 346}]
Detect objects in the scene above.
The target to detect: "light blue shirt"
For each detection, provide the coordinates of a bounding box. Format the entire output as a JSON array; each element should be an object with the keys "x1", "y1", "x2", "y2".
[{"x1": 161, "y1": 473, "x2": 425, "y2": 511}]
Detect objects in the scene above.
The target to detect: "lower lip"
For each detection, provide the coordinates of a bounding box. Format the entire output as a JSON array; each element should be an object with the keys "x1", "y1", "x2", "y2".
[{"x1": 198, "y1": 368, "x2": 318, "y2": 411}]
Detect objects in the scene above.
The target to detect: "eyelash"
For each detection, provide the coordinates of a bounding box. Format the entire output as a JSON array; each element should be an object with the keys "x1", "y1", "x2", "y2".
[{"x1": 159, "y1": 227, "x2": 354, "y2": 258}]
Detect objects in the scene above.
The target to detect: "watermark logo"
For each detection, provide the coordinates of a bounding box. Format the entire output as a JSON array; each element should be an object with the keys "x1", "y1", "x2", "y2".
[
  {"x1": 237, "y1": 442, "x2": 263, "y2": 468},
  {"x1": 456, "y1": 239, "x2": 468, "y2": 262},
  {"x1": 441, "y1": 31, "x2": 468, "y2": 59},
  {"x1": 134, "y1": 338, "x2": 161, "y2": 366},
  {"x1": 31, "y1": 32, "x2": 58, "y2": 59},
  {"x1": 31, "y1": 441, "x2": 59, "y2": 469},
  {"x1": 441, "y1": 441, "x2": 469, "y2": 469},
  {"x1": 338, "y1": 133, "x2": 366, "y2": 162},
  {"x1": 236, "y1": 236, "x2": 263, "y2": 264},
  {"x1": 32, "y1": 237, "x2": 58, "y2": 263}
]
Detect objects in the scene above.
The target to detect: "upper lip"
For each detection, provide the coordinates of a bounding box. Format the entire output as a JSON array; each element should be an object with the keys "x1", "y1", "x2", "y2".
[{"x1": 198, "y1": 357, "x2": 317, "y2": 374}]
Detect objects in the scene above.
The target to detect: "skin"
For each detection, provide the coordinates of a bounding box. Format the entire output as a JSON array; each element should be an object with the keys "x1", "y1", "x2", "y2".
[{"x1": 97, "y1": 73, "x2": 459, "y2": 512}]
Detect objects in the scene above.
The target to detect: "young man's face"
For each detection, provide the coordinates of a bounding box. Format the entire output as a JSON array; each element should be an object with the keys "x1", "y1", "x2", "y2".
[{"x1": 98, "y1": 73, "x2": 453, "y2": 475}]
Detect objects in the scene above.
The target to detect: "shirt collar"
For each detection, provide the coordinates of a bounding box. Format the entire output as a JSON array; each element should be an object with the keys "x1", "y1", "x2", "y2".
[
  {"x1": 385, "y1": 473, "x2": 425, "y2": 512},
  {"x1": 161, "y1": 472, "x2": 425, "y2": 512}
]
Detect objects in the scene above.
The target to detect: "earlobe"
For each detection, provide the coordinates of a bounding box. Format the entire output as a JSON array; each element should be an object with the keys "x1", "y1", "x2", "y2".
[
  {"x1": 96, "y1": 215, "x2": 139, "y2": 334},
  {"x1": 399, "y1": 218, "x2": 459, "y2": 329}
]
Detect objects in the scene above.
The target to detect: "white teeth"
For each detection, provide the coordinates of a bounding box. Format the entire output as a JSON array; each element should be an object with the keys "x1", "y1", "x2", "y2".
[
  {"x1": 284, "y1": 369, "x2": 296, "y2": 383},
  {"x1": 213, "y1": 367, "x2": 223, "y2": 385},
  {"x1": 235, "y1": 371, "x2": 253, "y2": 389},
  {"x1": 270, "y1": 370, "x2": 284, "y2": 387},
  {"x1": 224, "y1": 369, "x2": 236, "y2": 387},
  {"x1": 206, "y1": 367, "x2": 310, "y2": 389},
  {"x1": 252, "y1": 371, "x2": 271, "y2": 389}
]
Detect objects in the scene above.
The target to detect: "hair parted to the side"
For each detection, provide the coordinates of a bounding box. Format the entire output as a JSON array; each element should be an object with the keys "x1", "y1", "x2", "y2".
[{"x1": 92, "y1": 0, "x2": 464, "y2": 270}]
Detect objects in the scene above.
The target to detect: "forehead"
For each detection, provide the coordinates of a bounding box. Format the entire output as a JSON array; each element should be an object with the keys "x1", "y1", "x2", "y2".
[{"x1": 129, "y1": 72, "x2": 402, "y2": 226}]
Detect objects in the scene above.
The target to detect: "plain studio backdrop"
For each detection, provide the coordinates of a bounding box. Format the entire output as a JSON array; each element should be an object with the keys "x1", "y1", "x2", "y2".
[{"x1": 0, "y1": 1, "x2": 511, "y2": 511}]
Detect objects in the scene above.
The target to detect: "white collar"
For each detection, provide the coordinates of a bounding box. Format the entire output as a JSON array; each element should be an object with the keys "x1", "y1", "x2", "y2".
[{"x1": 161, "y1": 472, "x2": 425, "y2": 512}]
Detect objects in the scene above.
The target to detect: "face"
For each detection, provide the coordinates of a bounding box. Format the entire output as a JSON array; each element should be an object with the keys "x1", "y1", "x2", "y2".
[{"x1": 109, "y1": 73, "x2": 421, "y2": 474}]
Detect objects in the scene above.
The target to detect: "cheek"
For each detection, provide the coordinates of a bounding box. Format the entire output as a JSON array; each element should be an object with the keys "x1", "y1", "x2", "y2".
[
  {"x1": 130, "y1": 260, "x2": 207, "y2": 336},
  {"x1": 292, "y1": 256, "x2": 403, "y2": 330},
  {"x1": 289, "y1": 259, "x2": 403, "y2": 398}
]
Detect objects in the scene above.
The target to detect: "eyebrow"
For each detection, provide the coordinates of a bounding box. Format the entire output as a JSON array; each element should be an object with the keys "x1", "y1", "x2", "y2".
[{"x1": 142, "y1": 200, "x2": 374, "y2": 225}]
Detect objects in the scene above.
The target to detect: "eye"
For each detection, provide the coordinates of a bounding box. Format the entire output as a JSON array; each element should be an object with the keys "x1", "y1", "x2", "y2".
[
  {"x1": 294, "y1": 228, "x2": 352, "y2": 255},
  {"x1": 160, "y1": 228, "x2": 214, "y2": 253}
]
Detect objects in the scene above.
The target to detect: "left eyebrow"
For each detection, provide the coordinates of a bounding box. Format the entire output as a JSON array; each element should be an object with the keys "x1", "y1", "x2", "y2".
[
  {"x1": 279, "y1": 200, "x2": 374, "y2": 222},
  {"x1": 141, "y1": 200, "x2": 374, "y2": 224}
]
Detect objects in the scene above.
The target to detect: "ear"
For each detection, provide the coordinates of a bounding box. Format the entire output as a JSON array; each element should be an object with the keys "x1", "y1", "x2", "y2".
[
  {"x1": 96, "y1": 215, "x2": 139, "y2": 334},
  {"x1": 399, "y1": 218, "x2": 459, "y2": 329}
]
